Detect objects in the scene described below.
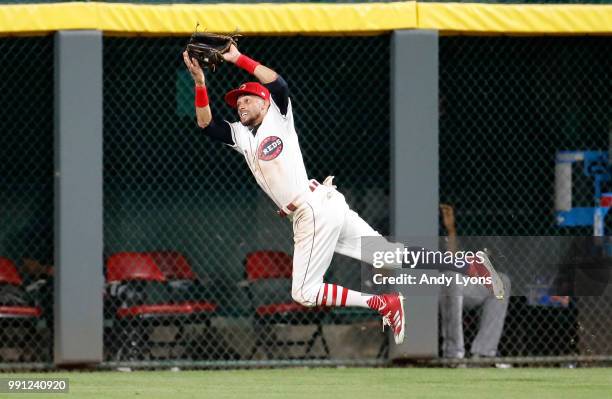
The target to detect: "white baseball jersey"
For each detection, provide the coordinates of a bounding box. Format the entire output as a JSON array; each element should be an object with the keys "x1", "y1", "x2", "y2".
[{"x1": 228, "y1": 97, "x2": 310, "y2": 210}]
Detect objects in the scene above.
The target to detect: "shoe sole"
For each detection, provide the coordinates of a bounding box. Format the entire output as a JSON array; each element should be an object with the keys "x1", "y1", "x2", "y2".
[
  {"x1": 480, "y1": 252, "x2": 505, "y2": 300},
  {"x1": 395, "y1": 293, "x2": 405, "y2": 344}
]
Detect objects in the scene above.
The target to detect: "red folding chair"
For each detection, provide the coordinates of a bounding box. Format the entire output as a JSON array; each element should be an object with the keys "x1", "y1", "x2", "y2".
[
  {"x1": 0, "y1": 257, "x2": 43, "y2": 361},
  {"x1": 149, "y1": 251, "x2": 196, "y2": 280},
  {"x1": 148, "y1": 251, "x2": 217, "y2": 315},
  {"x1": 244, "y1": 251, "x2": 329, "y2": 360},
  {"x1": 105, "y1": 252, "x2": 195, "y2": 361},
  {"x1": 147, "y1": 251, "x2": 220, "y2": 359}
]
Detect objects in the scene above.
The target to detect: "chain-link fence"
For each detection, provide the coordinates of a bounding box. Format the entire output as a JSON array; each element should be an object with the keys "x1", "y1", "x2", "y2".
[
  {"x1": 101, "y1": 34, "x2": 612, "y2": 367},
  {"x1": 102, "y1": 36, "x2": 390, "y2": 365},
  {"x1": 439, "y1": 36, "x2": 612, "y2": 361},
  {"x1": 0, "y1": 33, "x2": 610, "y2": 368},
  {"x1": 0, "y1": 37, "x2": 54, "y2": 365}
]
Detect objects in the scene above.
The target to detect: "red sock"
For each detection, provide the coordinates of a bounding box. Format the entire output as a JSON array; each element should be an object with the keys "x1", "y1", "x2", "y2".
[{"x1": 315, "y1": 283, "x2": 373, "y2": 308}]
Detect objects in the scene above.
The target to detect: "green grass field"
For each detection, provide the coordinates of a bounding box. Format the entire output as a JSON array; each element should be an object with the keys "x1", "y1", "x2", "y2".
[{"x1": 4, "y1": 368, "x2": 612, "y2": 399}]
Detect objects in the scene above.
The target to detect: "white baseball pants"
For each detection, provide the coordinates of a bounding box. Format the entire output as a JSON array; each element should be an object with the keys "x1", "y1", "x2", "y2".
[{"x1": 290, "y1": 182, "x2": 398, "y2": 306}]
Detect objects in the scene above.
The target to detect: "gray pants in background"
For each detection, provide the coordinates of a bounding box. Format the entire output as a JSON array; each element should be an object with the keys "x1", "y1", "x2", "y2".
[{"x1": 440, "y1": 272, "x2": 511, "y2": 358}]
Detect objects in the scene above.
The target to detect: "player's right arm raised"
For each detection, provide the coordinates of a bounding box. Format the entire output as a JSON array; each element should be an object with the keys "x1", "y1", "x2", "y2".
[
  {"x1": 183, "y1": 50, "x2": 234, "y2": 145},
  {"x1": 183, "y1": 50, "x2": 212, "y2": 128}
]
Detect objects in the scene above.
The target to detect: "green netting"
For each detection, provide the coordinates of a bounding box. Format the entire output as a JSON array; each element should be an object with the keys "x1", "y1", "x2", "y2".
[
  {"x1": 102, "y1": 36, "x2": 390, "y2": 362},
  {"x1": 1, "y1": 32, "x2": 610, "y2": 367},
  {"x1": 440, "y1": 37, "x2": 611, "y2": 236},
  {"x1": 439, "y1": 36, "x2": 612, "y2": 359},
  {"x1": 0, "y1": 37, "x2": 54, "y2": 364}
]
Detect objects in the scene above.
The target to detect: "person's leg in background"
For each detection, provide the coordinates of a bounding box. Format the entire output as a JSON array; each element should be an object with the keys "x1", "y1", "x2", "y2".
[
  {"x1": 463, "y1": 273, "x2": 511, "y2": 358},
  {"x1": 440, "y1": 272, "x2": 465, "y2": 359}
]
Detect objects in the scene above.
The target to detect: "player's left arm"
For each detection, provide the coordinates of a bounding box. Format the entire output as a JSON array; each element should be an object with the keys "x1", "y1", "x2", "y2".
[
  {"x1": 223, "y1": 44, "x2": 277, "y2": 83},
  {"x1": 223, "y1": 44, "x2": 289, "y2": 115}
]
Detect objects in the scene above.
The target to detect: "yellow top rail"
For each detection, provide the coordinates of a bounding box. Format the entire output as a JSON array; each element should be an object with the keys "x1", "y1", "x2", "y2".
[{"x1": 0, "y1": 1, "x2": 611, "y2": 36}]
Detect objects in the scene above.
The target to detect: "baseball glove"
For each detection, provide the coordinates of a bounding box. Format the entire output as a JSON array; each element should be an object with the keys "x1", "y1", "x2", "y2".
[{"x1": 185, "y1": 31, "x2": 240, "y2": 72}]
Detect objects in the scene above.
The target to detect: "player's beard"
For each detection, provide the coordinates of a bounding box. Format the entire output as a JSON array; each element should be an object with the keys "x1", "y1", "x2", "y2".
[{"x1": 240, "y1": 109, "x2": 263, "y2": 127}]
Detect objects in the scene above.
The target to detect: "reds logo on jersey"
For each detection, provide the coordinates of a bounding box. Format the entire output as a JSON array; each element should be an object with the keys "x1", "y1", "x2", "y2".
[{"x1": 258, "y1": 136, "x2": 283, "y2": 161}]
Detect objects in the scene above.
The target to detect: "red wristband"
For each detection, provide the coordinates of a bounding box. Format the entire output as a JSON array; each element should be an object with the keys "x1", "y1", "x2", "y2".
[
  {"x1": 235, "y1": 54, "x2": 261, "y2": 75},
  {"x1": 195, "y1": 85, "x2": 209, "y2": 108}
]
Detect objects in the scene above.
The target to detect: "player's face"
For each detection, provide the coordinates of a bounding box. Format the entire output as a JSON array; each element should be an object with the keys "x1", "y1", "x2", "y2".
[{"x1": 237, "y1": 95, "x2": 267, "y2": 127}]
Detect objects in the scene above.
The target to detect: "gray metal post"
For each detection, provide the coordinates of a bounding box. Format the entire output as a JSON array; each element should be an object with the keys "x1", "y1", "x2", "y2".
[
  {"x1": 389, "y1": 30, "x2": 439, "y2": 359},
  {"x1": 54, "y1": 30, "x2": 104, "y2": 365}
]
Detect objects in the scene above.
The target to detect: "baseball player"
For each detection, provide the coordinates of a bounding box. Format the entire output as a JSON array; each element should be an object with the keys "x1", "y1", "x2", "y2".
[{"x1": 182, "y1": 44, "x2": 503, "y2": 345}]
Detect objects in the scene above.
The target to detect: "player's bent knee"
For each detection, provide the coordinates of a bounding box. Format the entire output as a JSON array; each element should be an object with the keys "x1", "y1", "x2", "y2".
[{"x1": 291, "y1": 287, "x2": 318, "y2": 307}]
